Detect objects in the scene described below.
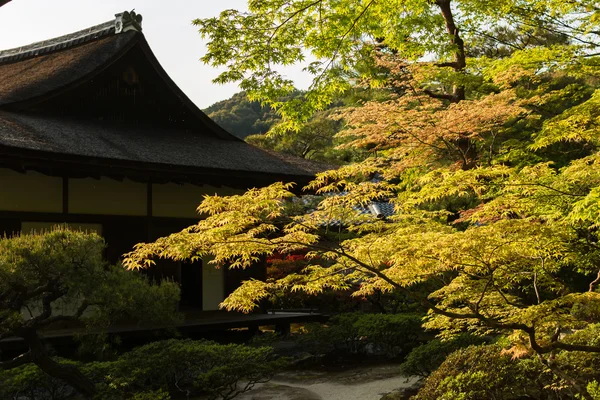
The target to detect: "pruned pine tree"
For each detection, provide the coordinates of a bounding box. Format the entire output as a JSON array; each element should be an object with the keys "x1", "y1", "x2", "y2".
[{"x1": 1, "y1": 228, "x2": 180, "y2": 397}]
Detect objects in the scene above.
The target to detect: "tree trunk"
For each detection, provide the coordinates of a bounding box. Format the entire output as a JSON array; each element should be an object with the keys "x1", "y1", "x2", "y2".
[
  {"x1": 436, "y1": 0, "x2": 477, "y2": 169},
  {"x1": 21, "y1": 329, "x2": 97, "y2": 398},
  {"x1": 436, "y1": 0, "x2": 466, "y2": 102}
]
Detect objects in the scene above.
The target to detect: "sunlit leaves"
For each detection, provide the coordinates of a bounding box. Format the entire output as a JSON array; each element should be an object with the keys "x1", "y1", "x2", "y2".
[{"x1": 125, "y1": 1, "x2": 600, "y2": 375}]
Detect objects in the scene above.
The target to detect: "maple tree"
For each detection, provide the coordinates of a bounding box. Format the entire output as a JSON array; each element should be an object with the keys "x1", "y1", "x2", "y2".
[{"x1": 126, "y1": 0, "x2": 600, "y2": 397}]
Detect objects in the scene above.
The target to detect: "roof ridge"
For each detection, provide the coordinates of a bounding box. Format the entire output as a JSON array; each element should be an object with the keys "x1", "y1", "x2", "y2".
[
  {"x1": 0, "y1": 20, "x2": 115, "y2": 64},
  {"x1": 0, "y1": 11, "x2": 143, "y2": 65}
]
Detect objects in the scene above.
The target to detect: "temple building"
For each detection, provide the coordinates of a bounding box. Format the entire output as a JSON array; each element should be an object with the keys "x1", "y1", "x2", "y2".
[{"x1": 0, "y1": 11, "x2": 322, "y2": 311}]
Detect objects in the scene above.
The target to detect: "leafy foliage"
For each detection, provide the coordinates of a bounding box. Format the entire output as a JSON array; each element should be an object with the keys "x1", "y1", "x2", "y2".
[
  {"x1": 0, "y1": 339, "x2": 284, "y2": 400},
  {"x1": 0, "y1": 228, "x2": 181, "y2": 397},
  {"x1": 195, "y1": 0, "x2": 599, "y2": 132},
  {"x1": 127, "y1": 0, "x2": 600, "y2": 397},
  {"x1": 247, "y1": 112, "x2": 360, "y2": 164},
  {"x1": 95, "y1": 339, "x2": 286, "y2": 400},
  {"x1": 297, "y1": 313, "x2": 423, "y2": 357},
  {"x1": 400, "y1": 334, "x2": 487, "y2": 378},
  {"x1": 414, "y1": 344, "x2": 554, "y2": 400},
  {"x1": 0, "y1": 361, "x2": 77, "y2": 400}
]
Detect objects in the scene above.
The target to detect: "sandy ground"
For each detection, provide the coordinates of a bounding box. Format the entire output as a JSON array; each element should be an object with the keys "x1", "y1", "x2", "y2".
[{"x1": 236, "y1": 364, "x2": 420, "y2": 400}]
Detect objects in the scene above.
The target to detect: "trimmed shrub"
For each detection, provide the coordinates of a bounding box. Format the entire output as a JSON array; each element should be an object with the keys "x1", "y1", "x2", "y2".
[
  {"x1": 353, "y1": 313, "x2": 423, "y2": 356},
  {"x1": 297, "y1": 312, "x2": 424, "y2": 358},
  {"x1": 99, "y1": 339, "x2": 286, "y2": 400},
  {"x1": 0, "y1": 361, "x2": 76, "y2": 400},
  {"x1": 0, "y1": 340, "x2": 285, "y2": 400},
  {"x1": 400, "y1": 334, "x2": 486, "y2": 377},
  {"x1": 414, "y1": 344, "x2": 553, "y2": 400}
]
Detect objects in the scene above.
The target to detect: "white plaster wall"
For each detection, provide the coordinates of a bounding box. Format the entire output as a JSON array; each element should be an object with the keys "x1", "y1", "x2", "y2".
[{"x1": 202, "y1": 258, "x2": 225, "y2": 311}]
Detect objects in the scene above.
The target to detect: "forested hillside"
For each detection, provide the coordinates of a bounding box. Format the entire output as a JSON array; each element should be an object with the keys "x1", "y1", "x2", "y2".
[
  {"x1": 206, "y1": 89, "x2": 385, "y2": 164},
  {"x1": 203, "y1": 92, "x2": 281, "y2": 139}
]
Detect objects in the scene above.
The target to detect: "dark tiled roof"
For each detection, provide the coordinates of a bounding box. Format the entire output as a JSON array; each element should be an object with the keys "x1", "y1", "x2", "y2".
[
  {"x1": 261, "y1": 149, "x2": 337, "y2": 176},
  {"x1": 0, "y1": 13, "x2": 330, "y2": 182},
  {"x1": 0, "y1": 111, "x2": 321, "y2": 178},
  {"x1": 0, "y1": 32, "x2": 135, "y2": 106}
]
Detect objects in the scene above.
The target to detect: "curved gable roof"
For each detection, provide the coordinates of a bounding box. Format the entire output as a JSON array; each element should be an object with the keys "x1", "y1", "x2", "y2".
[
  {"x1": 0, "y1": 13, "x2": 330, "y2": 185},
  {"x1": 0, "y1": 17, "x2": 237, "y2": 141}
]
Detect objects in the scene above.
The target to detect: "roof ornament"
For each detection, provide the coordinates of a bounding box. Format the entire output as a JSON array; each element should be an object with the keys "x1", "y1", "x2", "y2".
[
  {"x1": 368, "y1": 203, "x2": 386, "y2": 219},
  {"x1": 115, "y1": 10, "x2": 143, "y2": 34}
]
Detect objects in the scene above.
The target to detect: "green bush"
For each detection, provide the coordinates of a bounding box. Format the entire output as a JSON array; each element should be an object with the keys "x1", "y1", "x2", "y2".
[
  {"x1": 586, "y1": 381, "x2": 600, "y2": 400},
  {"x1": 414, "y1": 344, "x2": 554, "y2": 400},
  {"x1": 99, "y1": 339, "x2": 286, "y2": 400},
  {"x1": 400, "y1": 334, "x2": 486, "y2": 377},
  {"x1": 297, "y1": 312, "x2": 424, "y2": 357},
  {"x1": 0, "y1": 361, "x2": 76, "y2": 400},
  {"x1": 249, "y1": 331, "x2": 284, "y2": 347},
  {"x1": 0, "y1": 340, "x2": 285, "y2": 400},
  {"x1": 297, "y1": 321, "x2": 351, "y2": 355},
  {"x1": 353, "y1": 313, "x2": 423, "y2": 356}
]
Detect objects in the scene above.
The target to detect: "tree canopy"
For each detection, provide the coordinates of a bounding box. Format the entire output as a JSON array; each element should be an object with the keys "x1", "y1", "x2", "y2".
[
  {"x1": 127, "y1": 0, "x2": 600, "y2": 397},
  {"x1": 0, "y1": 228, "x2": 180, "y2": 397},
  {"x1": 195, "y1": 0, "x2": 599, "y2": 131}
]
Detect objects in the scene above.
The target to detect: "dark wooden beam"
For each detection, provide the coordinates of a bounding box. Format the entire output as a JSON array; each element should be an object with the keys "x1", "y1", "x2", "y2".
[
  {"x1": 0, "y1": 211, "x2": 198, "y2": 225},
  {"x1": 146, "y1": 182, "x2": 153, "y2": 242},
  {"x1": 146, "y1": 182, "x2": 153, "y2": 217},
  {"x1": 0, "y1": 146, "x2": 314, "y2": 194},
  {"x1": 62, "y1": 177, "x2": 69, "y2": 214}
]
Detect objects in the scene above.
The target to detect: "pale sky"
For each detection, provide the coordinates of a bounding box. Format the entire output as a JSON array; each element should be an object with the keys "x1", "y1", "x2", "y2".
[{"x1": 0, "y1": 0, "x2": 311, "y2": 108}]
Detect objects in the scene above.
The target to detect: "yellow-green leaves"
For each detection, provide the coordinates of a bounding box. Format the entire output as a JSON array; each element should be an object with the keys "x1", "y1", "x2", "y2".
[{"x1": 532, "y1": 89, "x2": 600, "y2": 150}]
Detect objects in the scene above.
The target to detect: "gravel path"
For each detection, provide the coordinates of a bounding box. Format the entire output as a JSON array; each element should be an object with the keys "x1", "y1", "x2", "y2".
[{"x1": 236, "y1": 364, "x2": 419, "y2": 400}]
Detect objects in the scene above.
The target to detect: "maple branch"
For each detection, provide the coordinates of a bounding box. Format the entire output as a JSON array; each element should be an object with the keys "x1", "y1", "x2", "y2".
[
  {"x1": 493, "y1": 283, "x2": 526, "y2": 308},
  {"x1": 534, "y1": 270, "x2": 541, "y2": 305},
  {"x1": 304, "y1": 266, "x2": 359, "y2": 284},
  {"x1": 422, "y1": 89, "x2": 456, "y2": 102},
  {"x1": 462, "y1": 27, "x2": 524, "y2": 51},
  {"x1": 311, "y1": 0, "x2": 377, "y2": 88},
  {"x1": 286, "y1": 241, "x2": 600, "y2": 355},
  {"x1": 0, "y1": 0, "x2": 12, "y2": 7},
  {"x1": 499, "y1": 183, "x2": 587, "y2": 197},
  {"x1": 474, "y1": 274, "x2": 494, "y2": 313}
]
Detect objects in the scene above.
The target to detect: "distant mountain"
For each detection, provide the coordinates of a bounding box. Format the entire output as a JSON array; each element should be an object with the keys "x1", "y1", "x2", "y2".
[{"x1": 203, "y1": 92, "x2": 280, "y2": 139}]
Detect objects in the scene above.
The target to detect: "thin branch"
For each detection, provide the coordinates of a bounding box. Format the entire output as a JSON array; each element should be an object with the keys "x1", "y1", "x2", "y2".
[
  {"x1": 0, "y1": 351, "x2": 32, "y2": 370},
  {"x1": 589, "y1": 270, "x2": 600, "y2": 292},
  {"x1": 534, "y1": 270, "x2": 541, "y2": 305},
  {"x1": 36, "y1": 301, "x2": 90, "y2": 328},
  {"x1": 474, "y1": 274, "x2": 494, "y2": 313},
  {"x1": 311, "y1": 0, "x2": 377, "y2": 88},
  {"x1": 422, "y1": 89, "x2": 456, "y2": 102}
]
